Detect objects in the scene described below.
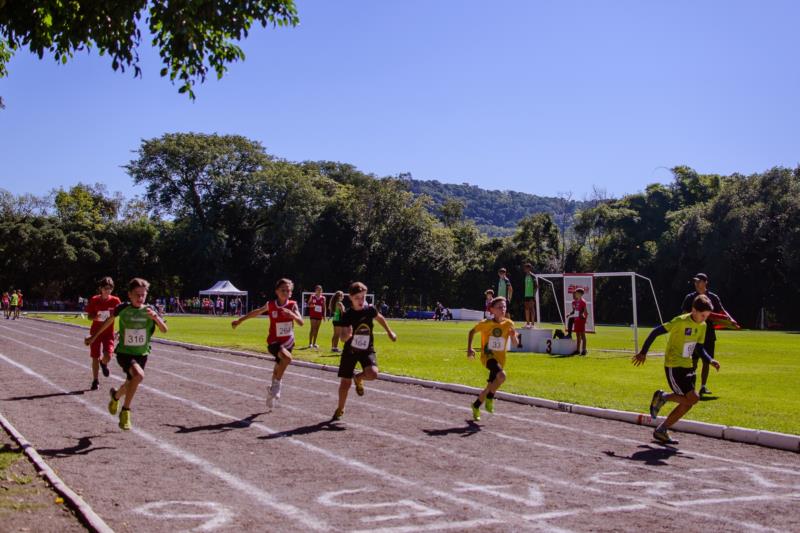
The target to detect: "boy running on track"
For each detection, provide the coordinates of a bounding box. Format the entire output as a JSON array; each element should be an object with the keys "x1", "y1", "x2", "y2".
[
  {"x1": 84, "y1": 278, "x2": 168, "y2": 430},
  {"x1": 467, "y1": 297, "x2": 518, "y2": 421},
  {"x1": 14, "y1": 291, "x2": 22, "y2": 319},
  {"x1": 232, "y1": 278, "x2": 303, "y2": 408},
  {"x1": 85, "y1": 277, "x2": 122, "y2": 390},
  {"x1": 330, "y1": 291, "x2": 346, "y2": 353},
  {"x1": 632, "y1": 294, "x2": 720, "y2": 445},
  {"x1": 333, "y1": 282, "x2": 397, "y2": 421},
  {"x1": 307, "y1": 285, "x2": 326, "y2": 349},
  {"x1": 2, "y1": 292, "x2": 9, "y2": 319},
  {"x1": 9, "y1": 290, "x2": 19, "y2": 320}
]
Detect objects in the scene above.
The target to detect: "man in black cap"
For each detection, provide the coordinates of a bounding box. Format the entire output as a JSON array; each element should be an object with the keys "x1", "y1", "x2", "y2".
[{"x1": 680, "y1": 273, "x2": 726, "y2": 396}]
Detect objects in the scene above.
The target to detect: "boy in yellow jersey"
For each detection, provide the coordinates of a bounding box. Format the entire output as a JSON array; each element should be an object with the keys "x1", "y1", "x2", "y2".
[
  {"x1": 632, "y1": 294, "x2": 720, "y2": 445},
  {"x1": 466, "y1": 297, "x2": 518, "y2": 421}
]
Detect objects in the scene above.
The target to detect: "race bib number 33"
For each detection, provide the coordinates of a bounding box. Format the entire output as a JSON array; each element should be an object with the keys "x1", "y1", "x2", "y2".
[
  {"x1": 125, "y1": 329, "x2": 146, "y2": 346},
  {"x1": 488, "y1": 336, "x2": 505, "y2": 352}
]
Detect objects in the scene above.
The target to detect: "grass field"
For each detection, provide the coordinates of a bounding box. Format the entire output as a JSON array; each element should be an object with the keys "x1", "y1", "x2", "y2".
[{"x1": 28, "y1": 313, "x2": 800, "y2": 435}]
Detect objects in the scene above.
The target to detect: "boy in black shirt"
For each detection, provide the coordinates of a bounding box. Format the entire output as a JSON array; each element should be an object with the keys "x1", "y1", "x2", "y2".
[{"x1": 333, "y1": 282, "x2": 397, "y2": 420}]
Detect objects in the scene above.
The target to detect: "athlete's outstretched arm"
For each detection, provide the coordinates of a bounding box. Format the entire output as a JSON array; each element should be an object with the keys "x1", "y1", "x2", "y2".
[
  {"x1": 84, "y1": 316, "x2": 115, "y2": 345},
  {"x1": 231, "y1": 305, "x2": 268, "y2": 329},
  {"x1": 376, "y1": 314, "x2": 396, "y2": 342},
  {"x1": 631, "y1": 325, "x2": 667, "y2": 366}
]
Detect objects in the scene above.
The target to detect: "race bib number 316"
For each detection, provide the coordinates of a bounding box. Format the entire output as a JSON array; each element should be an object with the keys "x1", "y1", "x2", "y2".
[{"x1": 125, "y1": 329, "x2": 146, "y2": 347}]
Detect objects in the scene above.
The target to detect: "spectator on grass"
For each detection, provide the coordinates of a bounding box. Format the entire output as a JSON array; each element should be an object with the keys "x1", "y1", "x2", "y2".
[{"x1": 496, "y1": 268, "x2": 513, "y2": 317}]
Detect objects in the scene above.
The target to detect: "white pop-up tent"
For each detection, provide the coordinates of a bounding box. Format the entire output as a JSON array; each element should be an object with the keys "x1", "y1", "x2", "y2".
[{"x1": 199, "y1": 280, "x2": 248, "y2": 312}]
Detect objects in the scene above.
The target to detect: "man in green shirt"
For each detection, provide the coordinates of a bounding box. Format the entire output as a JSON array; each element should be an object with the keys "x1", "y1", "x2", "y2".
[
  {"x1": 632, "y1": 294, "x2": 720, "y2": 445},
  {"x1": 522, "y1": 263, "x2": 537, "y2": 328},
  {"x1": 496, "y1": 268, "x2": 512, "y2": 318},
  {"x1": 85, "y1": 277, "x2": 167, "y2": 430}
]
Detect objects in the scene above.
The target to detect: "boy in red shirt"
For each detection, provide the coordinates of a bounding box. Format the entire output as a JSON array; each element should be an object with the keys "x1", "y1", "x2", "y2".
[
  {"x1": 85, "y1": 277, "x2": 121, "y2": 390},
  {"x1": 567, "y1": 288, "x2": 588, "y2": 356},
  {"x1": 307, "y1": 285, "x2": 326, "y2": 349},
  {"x1": 232, "y1": 278, "x2": 304, "y2": 408}
]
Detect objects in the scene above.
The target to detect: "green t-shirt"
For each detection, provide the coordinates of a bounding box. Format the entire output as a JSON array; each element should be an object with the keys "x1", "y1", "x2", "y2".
[
  {"x1": 115, "y1": 303, "x2": 157, "y2": 356},
  {"x1": 662, "y1": 313, "x2": 707, "y2": 368},
  {"x1": 10, "y1": 293, "x2": 19, "y2": 306},
  {"x1": 497, "y1": 277, "x2": 510, "y2": 298},
  {"x1": 524, "y1": 274, "x2": 536, "y2": 298}
]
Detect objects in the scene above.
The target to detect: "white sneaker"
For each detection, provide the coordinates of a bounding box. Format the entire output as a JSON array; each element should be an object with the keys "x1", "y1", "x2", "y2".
[
  {"x1": 272, "y1": 380, "x2": 282, "y2": 399},
  {"x1": 265, "y1": 393, "x2": 274, "y2": 409}
]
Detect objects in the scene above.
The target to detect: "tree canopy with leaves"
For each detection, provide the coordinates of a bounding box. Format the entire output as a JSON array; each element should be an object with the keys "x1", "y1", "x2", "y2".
[{"x1": 0, "y1": 1, "x2": 298, "y2": 99}]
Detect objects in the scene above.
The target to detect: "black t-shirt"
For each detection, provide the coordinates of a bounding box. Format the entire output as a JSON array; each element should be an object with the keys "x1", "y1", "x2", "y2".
[
  {"x1": 341, "y1": 305, "x2": 378, "y2": 352},
  {"x1": 681, "y1": 290, "x2": 723, "y2": 342}
]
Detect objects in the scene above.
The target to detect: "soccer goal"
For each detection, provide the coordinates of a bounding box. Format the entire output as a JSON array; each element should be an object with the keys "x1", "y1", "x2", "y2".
[
  {"x1": 534, "y1": 272, "x2": 664, "y2": 352},
  {"x1": 300, "y1": 292, "x2": 376, "y2": 317}
]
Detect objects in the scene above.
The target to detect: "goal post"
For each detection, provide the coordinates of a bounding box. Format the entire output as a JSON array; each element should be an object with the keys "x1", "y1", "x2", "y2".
[
  {"x1": 300, "y1": 292, "x2": 376, "y2": 317},
  {"x1": 534, "y1": 272, "x2": 663, "y2": 352}
]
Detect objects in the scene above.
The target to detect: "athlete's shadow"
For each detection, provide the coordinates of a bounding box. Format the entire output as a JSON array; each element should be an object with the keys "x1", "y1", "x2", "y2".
[
  {"x1": 422, "y1": 420, "x2": 482, "y2": 438},
  {"x1": 5, "y1": 390, "x2": 85, "y2": 401},
  {"x1": 164, "y1": 413, "x2": 260, "y2": 435},
  {"x1": 38, "y1": 436, "x2": 114, "y2": 458},
  {"x1": 259, "y1": 420, "x2": 346, "y2": 440},
  {"x1": 698, "y1": 395, "x2": 719, "y2": 402},
  {"x1": 603, "y1": 445, "x2": 691, "y2": 466}
]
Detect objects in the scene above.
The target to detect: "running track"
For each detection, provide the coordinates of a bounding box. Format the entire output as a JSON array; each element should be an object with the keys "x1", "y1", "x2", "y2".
[{"x1": 0, "y1": 319, "x2": 798, "y2": 532}]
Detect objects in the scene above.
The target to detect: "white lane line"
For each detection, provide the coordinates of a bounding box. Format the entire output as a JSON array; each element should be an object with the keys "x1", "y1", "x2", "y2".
[
  {"x1": 0, "y1": 331, "x2": 563, "y2": 532},
  {"x1": 350, "y1": 518, "x2": 506, "y2": 533},
  {"x1": 673, "y1": 493, "x2": 800, "y2": 507},
  {"x1": 0, "y1": 351, "x2": 328, "y2": 531}
]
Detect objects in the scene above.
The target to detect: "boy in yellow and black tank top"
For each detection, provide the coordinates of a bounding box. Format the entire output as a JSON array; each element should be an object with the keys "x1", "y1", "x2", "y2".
[
  {"x1": 632, "y1": 294, "x2": 720, "y2": 445},
  {"x1": 467, "y1": 296, "x2": 518, "y2": 421}
]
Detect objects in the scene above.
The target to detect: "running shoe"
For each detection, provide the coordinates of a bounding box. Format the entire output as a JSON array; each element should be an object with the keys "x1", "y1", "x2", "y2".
[
  {"x1": 332, "y1": 408, "x2": 344, "y2": 421},
  {"x1": 265, "y1": 394, "x2": 274, "y2": 409},
  {"x1": 580, "y1": 350, "x2": 587, "y2": 356},
  {"x1": 331, "y1": 347, "x2": 340, "y2": 353},
  {"x1": 354, "y1": 375, "x2": 365, "y2": 397},
  {"x1": 700, "y1": 386, "x2": 712, "y2": 396},
  {"x1": 100, "y1": 363, "x2": 110, "y2": 377},
  {"x1": 653, "y1": 428, "x2": 678, "y2": 445},
  {"x1": 471, "y1": 404, "x2": 481, "y2": 421},
  {"x1": 485, "y1": 398, "x2": 494, "y2": 413},
  {"x1": 649, "y1": 390, "x2": 667, "y2": 420},
  {"x1": 108, "y1": 388, "x2": 119, "y2": 415},
  {"x1": 119, "y1": 409, "x2": 132, "y2": 431},
  {"x1": 90, "y1": 379, "x2": 99, "y2": 391},
  {"x1": 272, "y1": 380, "x2": 282, "y2": 399}
]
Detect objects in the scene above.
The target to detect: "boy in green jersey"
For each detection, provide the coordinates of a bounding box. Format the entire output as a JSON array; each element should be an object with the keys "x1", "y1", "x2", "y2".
[
  {"x1": 85, "y1": 278, "x2": 168, "y2": 430},
  {"x1": 632, "y1": 294, "x2": 720, "y2": 445}
]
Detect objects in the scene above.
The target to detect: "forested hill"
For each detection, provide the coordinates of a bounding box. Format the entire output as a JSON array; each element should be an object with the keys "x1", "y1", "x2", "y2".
[{"x1": 403, "y1": 177, "x2": 589, "y2": 235}]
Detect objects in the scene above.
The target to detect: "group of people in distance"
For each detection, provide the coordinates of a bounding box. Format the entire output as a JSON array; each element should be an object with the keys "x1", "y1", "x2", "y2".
[
  {"x1": 76, "y1": 270, "x2": 727, "y2": 445},
  {"x1": 2, "y1": 290, "x2": 23, "y2": 320}
]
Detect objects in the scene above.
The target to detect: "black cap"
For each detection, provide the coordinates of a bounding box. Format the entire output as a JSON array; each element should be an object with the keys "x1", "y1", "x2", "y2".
[{"x1": 692, "y1": 273, "x2": 708, "y2": 282}]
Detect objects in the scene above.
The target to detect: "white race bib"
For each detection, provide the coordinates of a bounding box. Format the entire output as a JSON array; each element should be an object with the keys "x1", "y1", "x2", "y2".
[
  {"x1": 125, "y1": 329, "x2": 146, "y2": 346},
  {"x1": 352, "y1": 334, "x2": 370, "y2": 351},
  {"x1": 276, "y1": 321, "x2": 293, "y2": 337},
  {"x1": 96, "y1": 310, "x2": 110, "y2": 322},
  {"x1": 488, "y1": 336, "x2": 505, "y2": 352},
  {"x1": 682, "y1": 341, "x2": 697, "y2": 358},
  {"x1": 314, "y1": 305, "x2": 323, "y2": 313}
]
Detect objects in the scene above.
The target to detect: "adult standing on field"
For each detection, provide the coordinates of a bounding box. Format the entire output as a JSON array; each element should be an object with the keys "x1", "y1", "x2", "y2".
[
  {"x1": 496, "y1": 268, "x2": 513, "y2": 318},
  {"x1": 522, "y1": 263, "x2": 538, "y2": 328},
  {"x1": 681, "y1": 273, "x2": 726, "y2": 396}
]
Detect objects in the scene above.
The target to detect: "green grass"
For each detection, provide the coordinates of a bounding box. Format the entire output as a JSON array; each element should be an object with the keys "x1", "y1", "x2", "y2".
[{"x1": 31, "y1": 313, "x2": 800, "y2": 435}]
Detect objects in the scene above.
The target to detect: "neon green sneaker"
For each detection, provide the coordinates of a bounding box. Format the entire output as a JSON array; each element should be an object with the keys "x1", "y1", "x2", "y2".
[
  {"x1": 108, "y1": 388, "x2": 119, "y2": 415},
  {"x1": 119, "y1": 409, "x2": 132, "y2": 431},
  {"x1": 332, "y1": 408, "x2": 344, "y2": 421},
  {"x1": 485, "y1": 398, "x2": 494, "y2": 413},
  {"x1": 471, "y1": 404, "x2": 481, "y2": 421}
]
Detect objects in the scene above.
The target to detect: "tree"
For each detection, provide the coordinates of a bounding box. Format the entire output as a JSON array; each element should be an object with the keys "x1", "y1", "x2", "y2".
[{"x1": 0, "y1": 1, "x2": 299, "y2": 99}]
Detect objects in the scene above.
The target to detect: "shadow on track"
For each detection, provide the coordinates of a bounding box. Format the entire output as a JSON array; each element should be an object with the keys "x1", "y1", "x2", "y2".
[
  {"x1": 164, "y1": 413, "x2": 261, "y2": 434},
  {"x1": 4, "y1": 390, "x2": 86, "y2": 401},
  {"x1": 38, "y1": 436, "x2": 114, "y2": 458},
  {"x1": 422, "y1": 420, "x2": 482, "y2": 438},
  {"x1": 603, "y1": 445, "x2": 693, "y2": 466},
  {"x1": 259, "y1": 420, "x2": 346, "y2": 440}
]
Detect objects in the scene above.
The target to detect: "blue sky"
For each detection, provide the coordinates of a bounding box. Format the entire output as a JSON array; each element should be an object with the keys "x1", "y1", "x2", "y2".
[{"x1": 1, "y1": 0, "x2": 798, "y2": 200}]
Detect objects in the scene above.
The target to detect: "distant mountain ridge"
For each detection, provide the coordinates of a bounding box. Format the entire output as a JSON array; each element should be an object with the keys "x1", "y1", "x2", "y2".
[{"x1": 402, "y1": 177, "x2": 589, "y2": 235}]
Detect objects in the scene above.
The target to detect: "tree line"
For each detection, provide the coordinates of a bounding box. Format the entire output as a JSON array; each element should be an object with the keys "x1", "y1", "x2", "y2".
[{"x1": 1, "y1": 133, "x2": 797, "y2": 328}]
